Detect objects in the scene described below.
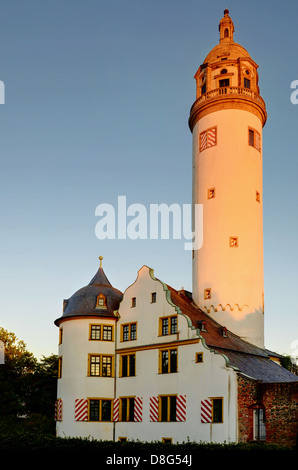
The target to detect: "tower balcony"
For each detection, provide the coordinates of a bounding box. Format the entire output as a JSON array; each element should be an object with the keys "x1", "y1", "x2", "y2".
[{"x1": 189, "y1": 86, "x2": 267, "y2": 132}]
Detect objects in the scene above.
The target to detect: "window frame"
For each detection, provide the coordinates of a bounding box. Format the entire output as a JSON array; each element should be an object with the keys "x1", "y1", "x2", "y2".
[
  {"x1": 120, "y1": 397, "x2": 135, "y2": 422},
  {"x1": 159, "y1": 315, "x2": 178, "y2": 336},
  {"x1": 159, "y1": 395, "x2": 177, "y2": 422},
  {"x1": 121, "y1": 322, "x2": 137, "y2": 342},
  {"x1": 248, "y1": 127, "x2": 261, "y2": 152},
  {"x1": 88, "y1": 354, "x2": 114, "y2": 377},
  {"x1": 89, "y1": 323, "x2": 114, "y2": 342},
  {"x1": 159, "y1": 348, "x2": 178, "y2": 374},
  {"x1": 58, "y1": 356, "x2": 62, "y2": 378},
  {"x1": 120, "y1": 353, "x2": 136, "y2": 377},
  {"x1": 88, "y1": 398, "x2": 113, "y2": 422},
  {"x1": 211, "y1": 397, "x2": 223, "y2": 423}
]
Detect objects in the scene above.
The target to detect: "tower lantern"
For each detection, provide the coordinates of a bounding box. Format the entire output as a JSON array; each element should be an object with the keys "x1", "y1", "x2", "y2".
[{"x1": 189, "y1": 10, "x2": 267, "y2": 347}]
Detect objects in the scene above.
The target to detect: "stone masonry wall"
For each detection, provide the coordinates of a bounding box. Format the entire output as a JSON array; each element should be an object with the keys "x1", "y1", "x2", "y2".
[{"x1": 237, "y1": 374, "x2": 298, "y2": 447}]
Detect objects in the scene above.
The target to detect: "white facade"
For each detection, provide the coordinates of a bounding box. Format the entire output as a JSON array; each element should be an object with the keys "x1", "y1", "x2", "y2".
[
  {"x1": 189, "y1": 10, "x2": 267, "y2": 347},
  {"x1": 56, "y1": 265, "x2": 238, "y2": 444}
]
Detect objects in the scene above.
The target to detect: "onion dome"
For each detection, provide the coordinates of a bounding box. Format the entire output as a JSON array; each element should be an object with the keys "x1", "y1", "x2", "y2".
[{"x1": 54, "y1": 257, "x2": 123, "y2": 326}]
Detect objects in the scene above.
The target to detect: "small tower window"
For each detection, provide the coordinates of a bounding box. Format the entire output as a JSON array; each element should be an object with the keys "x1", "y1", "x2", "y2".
[
  {"x1": 208, "y1": 188, "x2": 215, "y2": 199},
  {"x1": 256, "y1": 191, "x2": 261, "y2": 203},
  {"x1": 201, "y1": 84, "x2": 206, "y2": 95},
  {"x1": 204, "y1": 288, "x2": 211, "y2": 300},
  {"x1": 96, "y1": 293, "x2": 107, "y2": 309},
  {"x1": 230, "y1": 237, "x2": 238, "y2": 247},
  {"x1": 224, "y1": 28, "x2": 229, "y2": 38},
  {"x1": 131, "y1": 297, "x2": 136, "y2": 308},
  {"x1": 219, "y1": 78, "x2": 230, "y2": 87},
  {"x1": 196, "y1": 353, "x2": 204, "y2": 363},
  {"x1": 151, "y1": 292, "x2": 157, "y2": 303},
  {"x1": 244, "y1": 78, "x2": 251, "y2": 89},
  {"x1": 220, "y1": 68, "x2": 228, "y2": 74},
  {"x1": 248, "y1": 128, "x2": 261, "y2": 151}
]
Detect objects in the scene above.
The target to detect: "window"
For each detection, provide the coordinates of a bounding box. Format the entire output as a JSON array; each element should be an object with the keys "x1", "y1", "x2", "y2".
[
  {"x1": 248, "y1": 127, "x2": 261, "y2": 151},
  {"x1": 219, "y1": 78, "x2": 229, "y2": 87},
  {"x1": 224, "y1": 28, "x2": 229, "y2": 38},
  {"x1": 160, "y1": 396, "x2": 177, "y2": 422},
  {"x1": 220, "y1": 68, "x2": 228, "y2": 74},
  {"x1": 196, "y1": 353, "x2": 203, "y2": 363},
  {"x1": 120, "y1": 397, "x2": 135, "y2": 422},
  {"x1": 244, "y1": 77, "x2": 250, "y2": 89},
  {"x1": 89, "y1": 399, "x2": 112, "y2": 422},
  {"x1": 160, "y1": 316, "x2": 177, "y2": 336},
  {"x1": 90, "y1": 324, "x2": 113, "y2": 341},
  {"x1": 96, "y1": 293, "x2": 107, "y2": 309},
  {"x1": 59, "y1": 328, "x2": 63, "y2": 345},
  {"x1": 253, "y1": 408, "x2": 266, "y2": 441},
  {"x1": 151, "y1": 292, "x2": 157, "y2": 303},
  {"x1": 118, "y1": 437, "x2": 127, "y2": 442},
  {"x1": 229, "y1": 236, "x2": 238, "y2": 247},
  {"x1": 89, "y1": 354, "x2": 113, "y2": 377},
  {"x1": 58, "y1": 356, "x2": 62, "y2": 378},
  {"x1": 201, "y1": 84, "x2": 206, "y2": 95},
  {"x1": 120, "y1": 353, "x2": 136, "y2": 377},
  {"x1": 204, "y1": 288, "x2": 211, "y2": 300},
  {"x1": 131, "y1": 297, "x2": 136, "y2": 307},
  {"x1": 256, "y1": 191, "x2": 261, "y2": 202},
  {"x1": 208, "y1": 188, "x2": 215, "y2": 199},
  {"x1": 160, "y1": 348, "x2": 178, "y2": 374},
  {"x1": 121, "y1": 323, "x2": 137, "y2": 342},
  {"x1": 199, "y1": 127, "x2": 217, "y2": 152},
  {"x1": 162, "y1": 438, "x2": 172, "y2": 444},
  {"x1": 212, "y1": 398, "x2": 223, "y2": 423}
]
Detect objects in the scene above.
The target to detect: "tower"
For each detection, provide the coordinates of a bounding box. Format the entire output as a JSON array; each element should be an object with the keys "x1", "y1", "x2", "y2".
[{"x1": 189, "y1": 10, "x2": 267, "y2": 347}]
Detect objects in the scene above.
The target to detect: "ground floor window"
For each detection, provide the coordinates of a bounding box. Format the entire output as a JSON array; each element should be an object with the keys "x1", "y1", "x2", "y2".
[
  {"x1": 89, "y1": 399, "x2": 113, "y2": 422},
  {"x1": 253, "y1": 408, "x2": 266, "y2": 441},
  {"x1": 160, "y1": 395, "x2": 177, "y2": 422},
  {"x1": 120, "y1": 397, "x2": 135, "y2": 422}
]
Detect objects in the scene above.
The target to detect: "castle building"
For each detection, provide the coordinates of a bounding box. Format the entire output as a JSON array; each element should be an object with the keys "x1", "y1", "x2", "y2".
[{"x1": 54, "y1": 11, "x2": 298, "y2": 447}]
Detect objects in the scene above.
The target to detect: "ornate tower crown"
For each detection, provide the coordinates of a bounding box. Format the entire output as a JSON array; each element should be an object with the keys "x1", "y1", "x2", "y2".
[{"x1": 219, "y1": 8, "x2": 234, "y2": 43}]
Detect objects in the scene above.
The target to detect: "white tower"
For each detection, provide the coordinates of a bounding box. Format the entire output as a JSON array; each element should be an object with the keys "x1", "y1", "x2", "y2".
[{"x1": 189, "y1": 10, "x2": 267, "y2": 347}]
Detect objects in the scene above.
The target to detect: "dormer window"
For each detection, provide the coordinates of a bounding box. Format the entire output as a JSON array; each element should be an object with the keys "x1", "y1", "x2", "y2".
[{"x1": 96, "y1": 293, "x2": 107, "y2": 309}]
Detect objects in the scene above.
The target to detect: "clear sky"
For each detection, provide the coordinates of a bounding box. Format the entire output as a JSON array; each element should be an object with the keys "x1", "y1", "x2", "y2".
[{"x1": 0, "y1": 0, "x2": 297, "y2": 361}]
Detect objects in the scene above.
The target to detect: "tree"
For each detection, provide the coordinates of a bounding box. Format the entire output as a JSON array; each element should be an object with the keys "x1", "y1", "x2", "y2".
[{"x1": 0, "y1": 327, "x2": 58, "y2": 434}]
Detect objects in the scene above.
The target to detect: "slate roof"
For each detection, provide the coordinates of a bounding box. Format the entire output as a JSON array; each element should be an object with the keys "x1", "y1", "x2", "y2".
[
  {"x1": 166, "y1": 285, "x2": 298, "y2": 384},
  {"x1": 54, "y1": 266, "x2": 123, "y2": 326}
]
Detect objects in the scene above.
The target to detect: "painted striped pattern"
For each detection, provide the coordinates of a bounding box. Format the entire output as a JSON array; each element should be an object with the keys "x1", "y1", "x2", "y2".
[
  {"x1": 200, "y1": 127, "x2": 217, "y2": 152},
  {"x1": 113, "y1": 398, "x2": 120, "y2": 422},
  {"x1": 75, "y1": 399, "x2": 88, "y2": 421},
  {"x1": 134, "y1": 397, "x2": 143, "y2": 422},
  {"x1": 55, "y1": 399, "x2": 63, "y2": 421},
  {"x1": 149, "y1": 396, "x2": 159, "y2": 422},
  {"x1": 176, "y1": 394, "x2": 186, "y2": 422},
  {"x1": 201, "y1": 399, "x2": 212, "y2": 423}
]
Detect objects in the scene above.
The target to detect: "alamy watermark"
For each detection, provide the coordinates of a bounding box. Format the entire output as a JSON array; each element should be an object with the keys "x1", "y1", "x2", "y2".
[
  {"x1": 290, "y1": 80, "x2": 298, "y2": 104},
  {"x1": 0, "y1": 81, "x2": 4, "y2": 104},
  {"x1": 95, "y1": 196, "x2": 203, "y2": 250}
]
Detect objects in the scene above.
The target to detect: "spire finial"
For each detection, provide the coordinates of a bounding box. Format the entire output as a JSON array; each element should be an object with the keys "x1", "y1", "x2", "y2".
[{"x1": 99, "y1": 256, "x2": 103, "y2": 268}]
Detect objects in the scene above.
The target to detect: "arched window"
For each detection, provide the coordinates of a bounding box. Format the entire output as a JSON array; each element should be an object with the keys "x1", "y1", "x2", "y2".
[
  {"x1": 224, "y1": 28, "x2": 229, "y2": 38},
  {"x1": 220, "y1": 68, "x2": 228, "y2": 74}
]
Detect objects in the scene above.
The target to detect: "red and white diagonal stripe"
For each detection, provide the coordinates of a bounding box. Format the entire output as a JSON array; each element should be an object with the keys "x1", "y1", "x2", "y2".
[
  {"x1": 75, "y1": 399, "x2": 88, "y2": 421},
  {"x1": 207, "y1": 128, "x2": 216, "y2": 147},
  {"x1": 150, "y1": 396, "x2": 159, "y2": 422},
  {"x1": 200, "y1": 131, "x2": 207, "y2": 151},
  {"x1": 134, "y1": 397, "x2": 143, "y2": 422},
  {"x1": 55, "y1": 399, "x2": 63, "y2": 421},
  {"x1": 113, "y1": 398, "x2": 120, "y2": 422},
  {"x1": 176, "y1": 394, "x2": 186, "y2": 422},
  {"x1": 201, "y1": 399, "x2": 212, "y2": 423}
]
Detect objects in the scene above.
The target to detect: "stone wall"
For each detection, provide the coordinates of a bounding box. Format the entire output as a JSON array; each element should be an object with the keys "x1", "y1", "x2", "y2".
[{"x1": 237, "y1": 374, "x2": 298, "y2": 447}]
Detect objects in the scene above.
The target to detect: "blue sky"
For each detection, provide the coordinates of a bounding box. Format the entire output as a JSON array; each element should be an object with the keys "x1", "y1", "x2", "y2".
[{"x1": 0, "y1": 0, "x2": 297, "y2": 360}]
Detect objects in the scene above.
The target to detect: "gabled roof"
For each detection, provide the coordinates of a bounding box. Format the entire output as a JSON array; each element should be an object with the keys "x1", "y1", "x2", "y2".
[{"x1": 166, "y1": 285, "x2": 298, "y2": 384}]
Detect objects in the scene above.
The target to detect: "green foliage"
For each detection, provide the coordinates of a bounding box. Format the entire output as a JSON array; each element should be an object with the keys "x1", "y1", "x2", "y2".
[{"x1": 0, "y1": 327, "x2": 58, "y2": 434}]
